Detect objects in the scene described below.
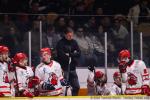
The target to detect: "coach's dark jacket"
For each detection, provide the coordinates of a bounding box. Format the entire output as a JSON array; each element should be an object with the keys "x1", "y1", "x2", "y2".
[{"x1": 56, "y1": 37, "x2": 81, "y2": 71}]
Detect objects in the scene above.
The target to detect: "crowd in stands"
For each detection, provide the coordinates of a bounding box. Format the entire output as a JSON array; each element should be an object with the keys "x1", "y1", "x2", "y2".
[{"x1": 0, "y1": 0, "x2": 149, "y2": 67}]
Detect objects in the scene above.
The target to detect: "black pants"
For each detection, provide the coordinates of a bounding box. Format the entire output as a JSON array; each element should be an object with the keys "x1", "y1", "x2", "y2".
[{"x1": 64, "y1": 70, "x2": 80, "y2": 96}]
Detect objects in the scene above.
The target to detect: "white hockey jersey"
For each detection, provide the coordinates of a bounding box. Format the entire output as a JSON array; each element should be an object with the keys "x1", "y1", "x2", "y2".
[
  {"x1": 87, "y1": 71, "x2": 95, "y2": 96},
  {"x1": 15, "y1": 66, "x2": 34, "y2": 92},
  {"x1": 121, "y1": 60, "x2": 150, "y2": 95},
  {"x1": 110, "y1": 83, "x2": 121, "y2": 95},
  {"x1": 87, "y1": 70, "x2": 110, "y2": 96},
  {"x1": 35, "y1": 60, "x2": 64, "y2": 96},
  {"x1": 0, "y1": 62, "x2": 14, "y2": 96}
]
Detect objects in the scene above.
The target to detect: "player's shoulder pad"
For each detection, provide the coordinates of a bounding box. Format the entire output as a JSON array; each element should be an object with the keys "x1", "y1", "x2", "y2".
[
  {"x1": 135, "y1": 59, "x2": 145, "y2": 64},
  {"x1": 134, "y1": 60, "x2": 146, "y2": 67},
  {"x1": 52, "y1": 60, "x2": 61, "y2": 67},
  {"x1": 36, "y1": 63, "x2": 45, "y2": 69}
]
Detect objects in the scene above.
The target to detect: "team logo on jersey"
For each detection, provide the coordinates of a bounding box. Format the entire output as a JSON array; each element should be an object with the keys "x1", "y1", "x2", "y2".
[
  {"x1": 48, "y1": 72, "x2": 58, "y2": 85},
  {"x1": 127, "y1": 72, "x2": 137, "y2": 85},
  {"x1": 3, "y1": 71, "x2": 9, "y2": 83}
]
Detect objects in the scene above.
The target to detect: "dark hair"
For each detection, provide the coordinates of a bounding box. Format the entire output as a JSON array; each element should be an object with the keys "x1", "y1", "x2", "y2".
[{"x1": 64, "y1": 27, "x2": 74, "y2": 35}]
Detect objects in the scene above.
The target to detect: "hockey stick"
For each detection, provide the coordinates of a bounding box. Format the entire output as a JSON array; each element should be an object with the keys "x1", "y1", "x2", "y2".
[
  {"x1": 120, "y1": 74, "x2": 124, "y2": 95},
  {"x1": 65, "y1": 56, "x2": 71, "y2": 96},
  {"x1": 13, "y1": 63, "x2": 20, "y2": 96}
]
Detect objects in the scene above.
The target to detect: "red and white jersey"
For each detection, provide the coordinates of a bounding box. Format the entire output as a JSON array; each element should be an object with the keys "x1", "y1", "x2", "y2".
[
  {"x1": 87, "y1": 71, "x2": 110, "y2": 96},
  {"x1": 87, "y1": 71, "x2": 95, "y2": 95},
  {"x1": 110, "y1": 83, "x2": 121, "y2": 95},
  {"x1": 0, "y1": 62, "x2": 14, "y2": 96},
  {"x1": 95, "y1": 84, "x2": 110, "y2": 95},
  {"x1": 35, "y1": 60, "x2": 64, "y2": 96},
  {"x1": 15, "y1": 66, "x2": 34, "y2": 91},
  {"x1": 121, "y1": 60, "x2": 150, "y2": 95}
]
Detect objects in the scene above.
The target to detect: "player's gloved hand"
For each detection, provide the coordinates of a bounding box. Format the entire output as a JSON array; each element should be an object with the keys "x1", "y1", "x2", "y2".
[
  {"x1": 28, "y1": 76, "x2": 40, "y2": 88},
  {"x1": 88, "y1": 65, "x2": 95, "y2": 72},
  {"x1": 0, "y1": 92, "x2": 4, "y2": 97},
  {"x1": 118, "y1": 62, "x2": 127, "y2": 73},
  {"x1": 141, "y1": 85, "x2": 150, "y2": 95},
  {"x1": 60, "y1": 79, "x2": 69, "y2": 86},
  {"x1": 22, "y1": 90, "x2": 33, "y2": 97},
  {"x1": 42, "y1": 82, "x2": 55, "y2": 90}
]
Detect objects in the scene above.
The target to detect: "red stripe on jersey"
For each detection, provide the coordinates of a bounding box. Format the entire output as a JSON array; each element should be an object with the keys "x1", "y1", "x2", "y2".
[
  {"x1": 0, "y1": 91, "x2": 11, "y2": 94},
  {"x1": 144, "y1": 69, "x2": 148, "y2": 74},
  {"x1": 126, "y1": 88, "x2": 141, "y2": 90},
  {"x1": 125, "y1": 92, "x2": 141, "y2": 95},
  {"x1": 143, "y1": 78, "x2": 149, "y2": 80},
  {"x1": 142, "y1": 74, "x2": 149, "y2": 76},
  {"x1": 0, "y1": 86, "x2": 10, "y2": 88}
]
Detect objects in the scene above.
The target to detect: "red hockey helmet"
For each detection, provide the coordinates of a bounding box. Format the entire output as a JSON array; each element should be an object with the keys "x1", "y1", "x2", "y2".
[
  {"x1": 13, "y1": 53, "x2": 27, "y2": 64},
  {"x1": 40, "y1": 47, "x2": 51, "y2": 55},
  {"x1": 118, "y1": 49, "x2": 130, "y2": 63},
  {"x1": 0, "y1": 46, "x2": 9, "y2": 54},
  {"x1": 0, "y1": 46, "x2": 3, "y2": 54},
  {"x1": 95, "y1": 70, "x2": 104, "y2": 79},
  {"x1": 2, "y1": 46, "x2": 9, "y2": 53},
  {"x1": 113, "y1": 71, "x2": 121, "y2": 78}
]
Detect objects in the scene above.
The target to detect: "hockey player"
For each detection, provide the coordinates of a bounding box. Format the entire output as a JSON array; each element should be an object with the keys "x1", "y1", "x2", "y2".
[
  {"x1": 87, "y1": 66, "x2": 110, "y2": 95},
  {"x1": 118, "y1": 49, "x2": 150, "y2": 95},
  {"x1": 35, "y1": 47, "x2": 71, "y2": 96},
  {"x1": 12, "y1": 52, "x2": 39, "y2": 97},
  {"x1": 110, "y1": 71, "x2": 122, "y2": 95},
  {"x1": 0, "y1": 45, "x2": 14, "y2": 97}
]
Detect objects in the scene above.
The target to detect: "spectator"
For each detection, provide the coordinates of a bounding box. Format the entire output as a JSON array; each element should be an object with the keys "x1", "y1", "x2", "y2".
[
  {"x1": 139, "y1": 0, "x2": 150, "y2": 23},
  {"x1": 111, "y1": 17, "x2": 129, "y2": 52},
  {"x1": 22, "y1": 20, "x2": 49, "y2": 66},
  {"x1": 55, "y1": 17, "x2": 67, "y2": 33},
  {"x1": 84, "y1": 17, "x2": 97, "y2": 32},
  {"x1": 1, "y1": 27, "x2": 20, "y2": 57},
  {"x1": 56, "y1": 27, "x2": 81, "y2": 96},
  {"x1": 74, "y1": 27, "x2": 94, "y2": 66},
  {"x1": 46, "y1": 25, "x2": 62, "y2": 48},
  {"x1": 127, "y1": 0, "x2": 140, "y2": 27},
  {"x1": 67, "y1": 19, "x2": 76, "y2": 31}
]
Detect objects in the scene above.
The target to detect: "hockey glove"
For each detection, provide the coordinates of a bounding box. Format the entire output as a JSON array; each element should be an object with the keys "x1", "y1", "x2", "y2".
[
  {"x1": 28, "y1": 76, "x2": 40, "y2": 88},
  {"x1": 22, "y1": 90, "x2": 34, "y2": 97},
  {"x1": 141, "y1": 85, "x2": 150, "y2": 95},
  {"x1": 118, "y1": 62, "x2": 127, "y2": 73},
  {"x1": 88, "y1": 65, "x2": 95, "y2": 72},
  {"x1": 60, "y1": 79, "x2": 69, "y2": 86},
  {"x1": 42, "y1": 82, "x2": 55, "y2": 90}
]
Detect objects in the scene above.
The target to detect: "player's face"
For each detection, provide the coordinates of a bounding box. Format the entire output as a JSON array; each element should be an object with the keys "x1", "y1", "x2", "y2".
[
  {"x1": 65, "y1": 32, "x2": 73, "y2": 41},
  {"x1": 118, "y1": 57, "x2": 129, "y2": 64},
  {"x1": 19, "y1": 58, "x2": 28, "y2": 67},
  {"x1": 41, "y1": 52, "x2": 51, "y2": 63},
  {"x1": 0, "y1": 54, "x2": 3, "y2": 61},
  {"x1": 114, "y1": 76, "x2": 121, "y2": 85},
  {"x1": 2, "y1": 52, "x2": 9, "y2": 62}
]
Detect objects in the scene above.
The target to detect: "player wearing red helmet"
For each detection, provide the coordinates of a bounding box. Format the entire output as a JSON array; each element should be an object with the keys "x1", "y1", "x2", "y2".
[
  {"x1": 0, "y1": 45, "x2": 14, "y2": 97},
  {"x1": 87, "y1": 66, "x2": 110, "y2": 96},
  {"x1": 118, "y1": 49, "x2": 150, "y2": 95},
  {"x1": 110, "y1": 71, "x2": 122, "y2": 95},
  {"x1": 35, "y1": 47, "x2": 72, "y2": 96},
  {"x1": 12, "y1": 52, "x2": 39, "y2": 97}
]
